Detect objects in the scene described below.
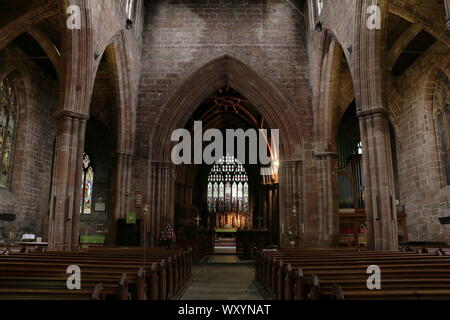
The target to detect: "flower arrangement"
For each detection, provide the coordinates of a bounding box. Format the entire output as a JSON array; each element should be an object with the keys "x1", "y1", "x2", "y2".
[
  {"x1": 284, "y1": 229, "x2": 299, "y2": 248},
  {"x1": 159, "y1": 224, "x2": 176, "y2": 249}
]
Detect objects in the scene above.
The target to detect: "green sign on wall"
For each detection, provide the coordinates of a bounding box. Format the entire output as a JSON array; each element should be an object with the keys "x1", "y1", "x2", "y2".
[
  {"x1": 80, "y1": 235, "x2": 105, "y2": 244},
  {"x1": 126, "y1": 212, "x2": 136, "y2": 224}
]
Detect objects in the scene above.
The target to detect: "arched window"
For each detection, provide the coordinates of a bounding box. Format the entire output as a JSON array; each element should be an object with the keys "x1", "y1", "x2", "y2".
[
  {"x1": 207, "y1": 155, "x2": 249, "y2": 214},
  {"x1": 80, "y1": 154, "x2": 94, "y2": 214},
  {"x1": 0, "y1": 77, "x2": 18, "y2": 188}
]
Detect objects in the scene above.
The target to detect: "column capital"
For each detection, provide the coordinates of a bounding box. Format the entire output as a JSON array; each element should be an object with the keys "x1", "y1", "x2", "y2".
[
  {"x1": 313, "y1": 152, "x2": 338, "y2": 160},
  {"x1": 356, "y1": 107, "x2": 390, "y2": 120},
  {"x1": 280, "y1": 159, "x2": 303, "y2": 169},
  {"x1": 116, "y1": 150, "x2": 135, "y2": 157},
  {"x1": 150, "y1": 160, "x2": 176, "y2": 170},
  {"x1": 53, "y1": 110, "x2": 89, "y2": 121}
]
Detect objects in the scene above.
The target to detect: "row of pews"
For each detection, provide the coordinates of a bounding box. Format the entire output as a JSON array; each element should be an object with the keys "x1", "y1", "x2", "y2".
[
  {"x1": 0, "y1": 246, "x2": 192, "y2": 300},
  {"x1": 255, "y1": 247, "x2": 450, "y2": 300}
]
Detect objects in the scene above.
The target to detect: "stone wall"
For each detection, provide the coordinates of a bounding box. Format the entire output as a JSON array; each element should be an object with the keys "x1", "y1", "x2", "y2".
[
  {"x1": 395, "y1": 41, "x2": 450, "y2": 243},
  {"x1": 0, "y1": 61, "x2": 56, "y2": 244},
  {"x1": 135, "y1": 0, "x2": 312, "y2": 158}
]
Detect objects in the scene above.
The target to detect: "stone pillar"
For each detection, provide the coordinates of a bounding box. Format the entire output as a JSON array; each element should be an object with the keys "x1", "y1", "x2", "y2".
[
  {"x1": 268, "y1": 187, "x2": 276, "y2": 243},
  {"x1": 148, "y1": 160, "x2": 175, "y2": 246},
  {"x1": 107, "y1": 151, "x2": 133, "y2": 244},
  {"x1": 352, "y1": 0, "x2": 397, "y2": 250},
  {"x1": 357, "y1": 108, "x2": 398, "y2": 250},
  {"x1": 313, "y1": 152, "x2": 339, "y2": 246},
  {"x1": 48, "y1": 111, "x2": 88, "y2": 251},
  {"x1": 262, "y1": 187, "x2": 268, "y2": 229},
  {"x1": 273, "y1": 186, "x2": 280, "y2": 243},
  {"x1": 279, "y1": 160, "x2": 303, "y2": 247}
]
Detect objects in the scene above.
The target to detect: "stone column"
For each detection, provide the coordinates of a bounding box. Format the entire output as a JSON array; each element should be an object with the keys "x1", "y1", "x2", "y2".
[
  {"x1": 48, "y1": 111, "x2": 88, "y2": 251},
  {"x1": 107, "y1": 151, "x2": 133, "y2": 244},
  {"x1": 352, "y1": 0, "x2": 397, "y2": 250},
  {"x1": 273, "y1": 186, "x2": 280, "y2": 243},
  {"x1": 278, "y1": 160, "x2": 303, "y2": 247},
  {"x1": 262, "y1": 187, "x2": 268, "y2": 229},
  {"x1": 267, "y1": 187, "x2": 274, "y2": 243},
  {"x1": 357, "y1": 108, "x2": 398, "y2": 250},
  {"x1": 313, "y1": 152, "x2": 339, "y2": 246},
  {"x1": 148, "y1": 160, "x2": 175, "y2": 246}
]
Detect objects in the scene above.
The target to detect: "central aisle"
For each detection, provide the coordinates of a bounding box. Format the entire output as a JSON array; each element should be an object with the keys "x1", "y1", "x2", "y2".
[{"x1": 180, "y1": 255, "x2": 264, "y2": 300}]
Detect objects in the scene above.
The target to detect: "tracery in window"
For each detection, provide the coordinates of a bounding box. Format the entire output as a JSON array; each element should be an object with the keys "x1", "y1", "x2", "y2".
[{"x1": 207, "y1": 155, "x2": 249, "y2": 214}]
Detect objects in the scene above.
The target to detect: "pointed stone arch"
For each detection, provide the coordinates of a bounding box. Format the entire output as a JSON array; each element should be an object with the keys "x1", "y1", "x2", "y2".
[
  {"x1": 100, "y1": 31, "x2": 136, "y2": 155},
  {"x1": 145, "y1": 54, "x2": 305, "y2": 246},
  {"x1": 148, "y1": 54, "x2": 303, "y2": 163},
  {"x1": 312, "y1": 32, "x2": 358, "y2": 246},
  {"x1": 314, "y1": 32, "x2": 356, "y2": 152}
]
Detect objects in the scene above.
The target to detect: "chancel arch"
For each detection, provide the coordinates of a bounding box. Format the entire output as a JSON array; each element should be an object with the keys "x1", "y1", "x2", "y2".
[{"x1": 146, "y1": 55, "x2": 303, "y2": 248}]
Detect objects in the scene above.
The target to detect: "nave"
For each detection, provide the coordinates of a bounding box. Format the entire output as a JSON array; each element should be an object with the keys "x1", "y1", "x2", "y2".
[
  {"x1": 2, "y1": 244, "x2": 450, "y2": 300},
  {"x1": 181, "y1": 254, "x2": 263, "y2": 300}
]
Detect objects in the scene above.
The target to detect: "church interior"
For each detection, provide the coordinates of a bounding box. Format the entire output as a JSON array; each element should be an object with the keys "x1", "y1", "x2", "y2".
[{"x1": 0, "y1": 0, "x2": 449, "y2": 302}]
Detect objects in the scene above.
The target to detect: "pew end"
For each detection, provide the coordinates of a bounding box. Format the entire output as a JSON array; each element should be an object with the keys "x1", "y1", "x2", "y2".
[
  {"x1": 92, "y1": 283, "x2": 106, "y2": 300},
  {"x1": 332, "y1": 284, "x2": 345, "y2": 300}
]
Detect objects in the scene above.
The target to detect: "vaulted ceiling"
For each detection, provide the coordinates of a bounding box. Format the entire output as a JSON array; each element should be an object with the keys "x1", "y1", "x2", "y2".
[
  {"x1": 0, "y1": 0, "x2": 47, "y2": 28},
  {"x1": 0, "y1": 0, "x2": 61, "y2": 80},
  {"x1": 387, "y1": 0, "x2": 448, "y2": 77}
]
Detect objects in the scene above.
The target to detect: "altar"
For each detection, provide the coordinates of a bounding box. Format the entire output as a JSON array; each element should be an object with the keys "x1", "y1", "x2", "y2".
[{"x1": 214, "y1": 227, "x2": 237, "y2": 238}]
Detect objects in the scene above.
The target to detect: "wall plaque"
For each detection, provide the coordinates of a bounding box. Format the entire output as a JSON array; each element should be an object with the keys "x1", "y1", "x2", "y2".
[
  {"x1": 135, "y1": 191, "x2": 143, "y2": 208},
  {"x1": 95, "y1": 202, "x2": 106, "y2": 212}
]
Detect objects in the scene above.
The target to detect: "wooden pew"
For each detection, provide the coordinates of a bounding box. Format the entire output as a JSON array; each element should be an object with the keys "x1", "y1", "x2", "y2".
[
  {"x1": 25, "y1": 247, "x2": 192, "y2": 299},
  {"x1": 255, "y1": 248, "x2": 450, "y2": 300},
  {"x1": 0, "y1": 246, "x2": 192, "y2": 300}
]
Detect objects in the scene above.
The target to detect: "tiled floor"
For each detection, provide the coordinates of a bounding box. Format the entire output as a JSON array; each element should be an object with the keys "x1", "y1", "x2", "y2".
[
  {"x1": 181, "y1": 256, "x2": 264, "y2": 300},
  {"x1": 202, "y1": 255, "x2": 240, "y2": 263}
]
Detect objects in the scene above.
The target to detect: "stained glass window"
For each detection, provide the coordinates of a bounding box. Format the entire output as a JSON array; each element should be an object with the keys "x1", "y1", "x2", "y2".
[
  {"x1": 207, "y1": 182, "x2": 213, "y2": 212},
  {"x1": 80, "y1": 154, "x2": 94, "y2": 214},
  {"x1": 0, "y1": 77, "x2": 18, "y2": 188},
  {"x1": 207, "y1": 155, "x2": 249, "y2": 214}
]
